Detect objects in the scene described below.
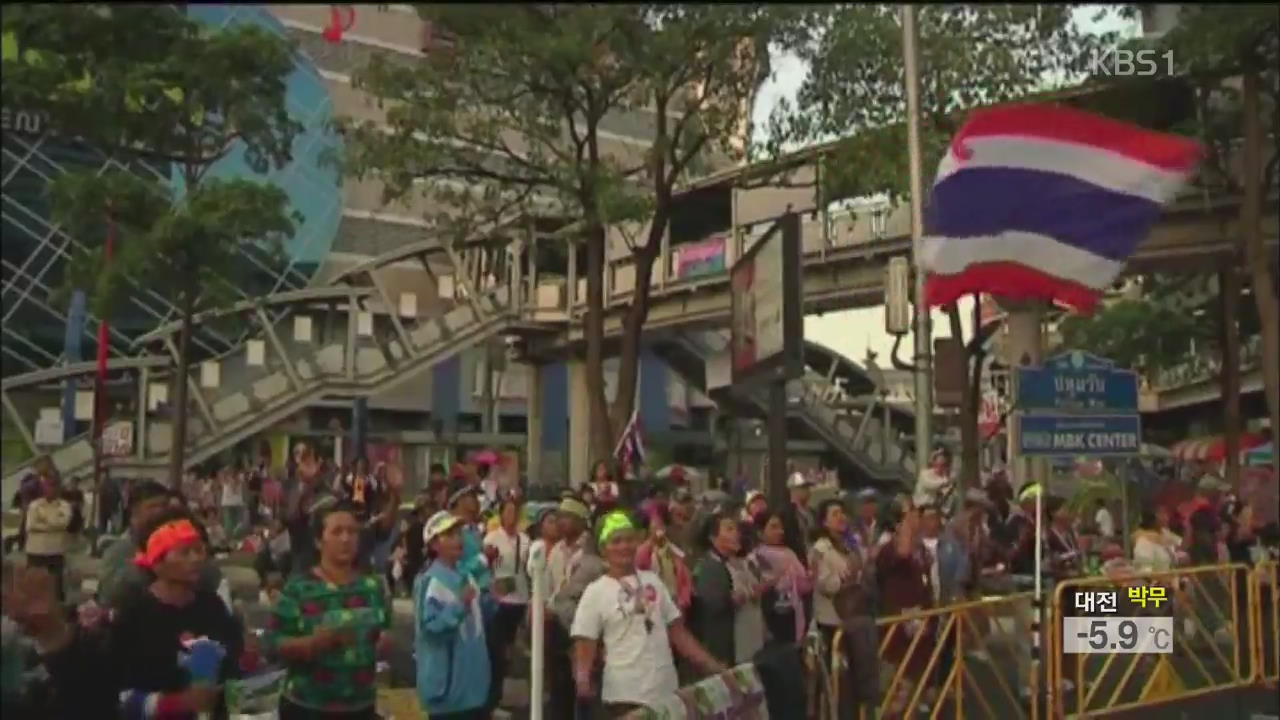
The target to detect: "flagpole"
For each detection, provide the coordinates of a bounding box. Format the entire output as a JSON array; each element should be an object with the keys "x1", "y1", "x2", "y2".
[
  {"x1": 91, "y1": 207, "x2": 116, "y2": 537},
  {"x1": 902, "y1": 5, "x2": 934, "y2": 475}
]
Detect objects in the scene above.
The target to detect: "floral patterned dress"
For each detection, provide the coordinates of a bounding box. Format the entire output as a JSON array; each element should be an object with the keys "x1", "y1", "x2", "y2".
[{"x1": 267, "y1": 570, "x2": 391, "y2": 712}]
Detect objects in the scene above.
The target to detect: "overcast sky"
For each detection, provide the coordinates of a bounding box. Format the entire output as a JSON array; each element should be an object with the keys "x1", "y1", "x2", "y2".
[{"x1": 753, "y1": 6, "x2": 1140, "y2": 364}]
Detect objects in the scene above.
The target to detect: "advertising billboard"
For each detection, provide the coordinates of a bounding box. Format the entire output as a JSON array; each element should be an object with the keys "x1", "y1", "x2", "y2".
[{"x1": 729, "y1": 213, "x2": 804, "y2": 387}]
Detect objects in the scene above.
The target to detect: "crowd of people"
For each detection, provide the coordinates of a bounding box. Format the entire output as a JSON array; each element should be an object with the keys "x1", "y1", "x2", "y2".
[{"x1": 2, "y1": 443, "x2": 1278, "y2": 719}]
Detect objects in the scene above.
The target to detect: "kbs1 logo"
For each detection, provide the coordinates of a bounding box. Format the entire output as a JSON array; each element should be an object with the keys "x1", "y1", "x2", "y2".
[{"x1": 1084, "y1": 48, "x2": 1175, "y2": 77}]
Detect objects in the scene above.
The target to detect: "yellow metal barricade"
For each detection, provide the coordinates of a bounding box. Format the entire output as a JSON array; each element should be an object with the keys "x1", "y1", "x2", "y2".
[
  {"x1": 827, "y1": 593, "x2": 1037, "y2": 720},
  {"x1": 1256, "y1": 561, "x2": 1278, "y2": 686},
  {"x1": 1049, "y1": 563, "x2": 1254, "y2": 718}
]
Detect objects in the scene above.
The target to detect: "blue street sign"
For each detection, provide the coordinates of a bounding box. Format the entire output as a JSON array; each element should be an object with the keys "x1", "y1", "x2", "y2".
[
  {"x1": 1016, "y1": 350, "x2": 1139, "y2": 412},
  {"x1": 1017, "y1": 414, "x2": 1142, "y2": 457}
]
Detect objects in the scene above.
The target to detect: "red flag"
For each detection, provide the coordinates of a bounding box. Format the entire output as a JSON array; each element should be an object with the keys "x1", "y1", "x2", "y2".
[
  {"x1": 93, "y1": 212, "x2": 115, "y2": 443},
  {"x1": 323, "y1": 5, "x2": 356, "y2": 44}
]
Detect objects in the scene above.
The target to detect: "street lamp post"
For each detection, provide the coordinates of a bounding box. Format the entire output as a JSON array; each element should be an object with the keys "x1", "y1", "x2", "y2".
[{"x1": 902, "y1": 5, "x2": 934, "y2": 475}]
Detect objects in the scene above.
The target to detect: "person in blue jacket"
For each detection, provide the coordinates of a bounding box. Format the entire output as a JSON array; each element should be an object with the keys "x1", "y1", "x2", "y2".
[
  {"x1": 447, "y1": 485, "x2": 494, "y2": 592},
  {"x1": 416, "y1": 510, "x2": 494, "y2": 720}
]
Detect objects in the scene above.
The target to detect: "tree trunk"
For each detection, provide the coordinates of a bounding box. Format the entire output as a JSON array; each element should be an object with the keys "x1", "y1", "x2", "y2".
[
  {"x1": 609, "y1": 231, "x2": 663, "y2": 444},
  {"x1": 167, "y1": 289, "x2": 196, "y2": 487},
  {"x1": 1241, "y1": 71, "x2": 1280, "y2": 476},
  {"x1": 583, "y1": 223, "x2": 614, "y2": 465},
  {"x1": 948, "y1": 304, "x2": 980, "y2": 496}
]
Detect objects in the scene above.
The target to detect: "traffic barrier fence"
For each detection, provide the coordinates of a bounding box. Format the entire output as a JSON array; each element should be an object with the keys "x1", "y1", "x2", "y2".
[{"x1": 820, "y1": 561, "x2": 1279, "y2": 720}]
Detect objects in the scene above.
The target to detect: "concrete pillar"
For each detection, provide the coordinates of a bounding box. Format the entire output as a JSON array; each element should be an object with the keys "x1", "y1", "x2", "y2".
[
  {"x1": 567, "y1": 358, "x2": 591, "y2": 488},
  {"x1": 1005, "y1": 305, "x2": 1046, "y2": 492},
  {"x1": 526, "y1": 362, "x2": 544, "y2": 486}
]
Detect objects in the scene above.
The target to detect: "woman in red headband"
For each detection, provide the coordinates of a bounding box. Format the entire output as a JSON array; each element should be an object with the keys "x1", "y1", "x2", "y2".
[{"x1": 4, "y1": 509, "x2": 242, "y2": 719}]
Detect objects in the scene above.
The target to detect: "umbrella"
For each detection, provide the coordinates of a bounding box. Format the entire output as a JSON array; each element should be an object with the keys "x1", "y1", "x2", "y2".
[
  {"x1": 1171, "y1": 434, "x2": 1266, "y2": 462},
  {"x1": 654, "y1": 464, "x2": 703, "y2": 482},
  {"x1": 472, "y1": 449, "x2": 499, "y2": 466},
  {"x1": 1140, "y1": 443, "x2": 1172, "y2": 459}
]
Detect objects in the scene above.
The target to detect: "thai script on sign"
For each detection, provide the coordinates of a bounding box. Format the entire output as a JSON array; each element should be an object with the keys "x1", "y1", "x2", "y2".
[
  {"x1": 1, "y1": 106, "x2": 49, "y2": 135},
  {"x1": 1054, "y1": 373, "x2": 1108, "y2": 397}
]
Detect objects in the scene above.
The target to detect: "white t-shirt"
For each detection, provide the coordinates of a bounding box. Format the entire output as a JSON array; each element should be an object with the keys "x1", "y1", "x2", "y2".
[
  {"x1": 913, "y1": 468, "x2": 951, "y2": 507},
  {"x1": 221, "y1": 477, "x2": 244, "y2": 507},
  {"x1": 921, "y1": 537, "x2": 942, "y2": 605},
  {"x1": 570, "y1": 570, "x2": 682, "y2": 709},
  {"x1": 484, "y1": 526, "x2": 531, "y2": 604},
  {"x1": 1094, "y1": 507, "x2": 1116, "y2": 538}
]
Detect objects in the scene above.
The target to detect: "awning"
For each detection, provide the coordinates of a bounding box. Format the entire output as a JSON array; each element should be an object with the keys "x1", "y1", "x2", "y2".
[
  {"x1": 1171, "y1": 434, "x2": 1267, "y2": 462},
  {"x1": 1246, "y1": 442, "x2": 1274, "y2": 467}
]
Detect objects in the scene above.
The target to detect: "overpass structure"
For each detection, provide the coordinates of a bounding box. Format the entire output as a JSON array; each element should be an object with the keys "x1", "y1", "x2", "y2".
[{"x1": 4, "y1": 147, "x2": 1276, "y2": 493}]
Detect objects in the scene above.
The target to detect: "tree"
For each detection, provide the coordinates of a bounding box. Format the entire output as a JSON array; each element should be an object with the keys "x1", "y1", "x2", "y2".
[
  {"x1": 2, "y1": 5, "x2": 303, "y2": 485},
  {"x1": 771, "y1": 5, "x2": 1115, "y2": 490},
  {"x1": 342, "y1": 5, "x2": 791, "y2": 462},
  {"x1": 1148, "y1": 4, "x2": 1280, "y2": 474}
]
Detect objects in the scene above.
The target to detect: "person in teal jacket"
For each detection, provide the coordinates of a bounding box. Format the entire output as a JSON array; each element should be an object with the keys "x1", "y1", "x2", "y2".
[
  {"x1": 416, "y1": 510, "x2": 494, "y2": 719},
  {"x1": 448, "y1": 486, "x2": 494, "y2": 592}
]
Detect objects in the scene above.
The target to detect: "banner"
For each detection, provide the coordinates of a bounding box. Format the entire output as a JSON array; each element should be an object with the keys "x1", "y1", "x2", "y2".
[
  {"x1": 676, "y1": 235, "x2": 727, "y2": 280},
  {"x1": 626, "y1": 664, "x2": 769, "y2": 720},
  {"x1": 102, "y1": 421, "x2": 133, "y2": 457}
]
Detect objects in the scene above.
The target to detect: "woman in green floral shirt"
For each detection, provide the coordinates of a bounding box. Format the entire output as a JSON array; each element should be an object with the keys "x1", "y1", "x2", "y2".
[{"x1": 269, "y1": 500, "x2": 392, "y2": 719}]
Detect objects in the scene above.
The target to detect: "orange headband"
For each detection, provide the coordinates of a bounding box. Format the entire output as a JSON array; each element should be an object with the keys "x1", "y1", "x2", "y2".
[{"x1": 133, "y1": 519, "x2": 202, "y2": 569}]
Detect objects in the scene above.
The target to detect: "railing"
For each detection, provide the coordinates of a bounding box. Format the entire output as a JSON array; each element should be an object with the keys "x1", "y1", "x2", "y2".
[
  {"x1": 839, "y1": 593, "x2": 1037, "y2": 720},
  {"x1": 820, "y1": 562, "x2": 1278, "y2": 720},
  {"x1": 1145, "y1": 335, "x2": 1263, "y2": 391},
  {"x1": 1050, "y1": 564, "x2": 1255, "y2": 718},
  {"x1": 1257, "y1": 561, "x2": 1278, "y2": 686}
]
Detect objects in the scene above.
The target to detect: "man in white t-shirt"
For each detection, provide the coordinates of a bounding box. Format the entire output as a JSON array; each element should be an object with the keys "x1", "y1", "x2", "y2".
[
  {"x1": 1093, "y1": 499, "x2": 1116, "y2": 539},
  {"x1": 913, "y1": 447, "x2": 953, "y2": 509},
  {"x1": 571, "y1": 510, "x2": 727, "y2": 714},
  {"x1": 219, "y1": 469, "x2": 246, "y2": 536}
]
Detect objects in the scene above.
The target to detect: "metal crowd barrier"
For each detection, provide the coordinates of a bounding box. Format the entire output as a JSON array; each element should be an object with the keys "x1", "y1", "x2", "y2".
[
  {"x1": 1050, "y1": 563, "x2": 1255, "y2": 718},
  {"x1": 1257, "y1": 561, "x2": 1278, "y2": 686},
  {"x1": 830, "y1": 593, "x2": 1037, "y2": 720},
  {"x1": 816, "y1": 562, "x2": 1280, "y2": 720}
]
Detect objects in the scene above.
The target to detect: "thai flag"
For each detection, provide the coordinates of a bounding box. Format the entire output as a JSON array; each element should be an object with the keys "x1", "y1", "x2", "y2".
[
  {"x1": 613, "y1": 410, "x2": 646, "y2": 477},
  {"x1": 922, "y1": 104, "x2": 1201, "y2": 313}
]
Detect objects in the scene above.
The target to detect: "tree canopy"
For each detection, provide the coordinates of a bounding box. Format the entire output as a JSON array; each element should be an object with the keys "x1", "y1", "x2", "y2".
[
  {"x1": 767, "y1": 4, "x2": 1117, "y2": 204},
  {"x1": 343, "y1": 4, "x2": 796, "y2": 460},
  {"x1": 2, "y1": 4, "x2": 304, "y2": 482}
]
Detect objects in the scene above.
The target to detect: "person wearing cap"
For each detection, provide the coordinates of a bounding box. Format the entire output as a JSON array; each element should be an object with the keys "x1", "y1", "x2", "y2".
[
  {"x1": 913, "y1": 447, "x2": 954, "y2": 509},
  {"x1": 526, "y1": 505, "x2": 562, "y2": 599},
  {"x1": 570, "y1": 510, "x2": 728, "y2": 715},
  {"x1": 544, "y1": 495, "x2": 595, "y2": 718},
  {"x1": 779, "y1": 472, "x2": 815, "y2": 565},
  {"x1": 415, "y1": 510, "x2": 494, "y2": 719},
  {"x1": 6, "y1": 509, "x2": 242, "y2": 718},
  {"x1": 447, "y1": 484, "x2": 493, "y2": 593},
  {"x1": 739, "y1": 490, "x2": 768, "y2": 551},
  {"x1": 997, "y1": 483, "x2": 1042, "y2": 576}
]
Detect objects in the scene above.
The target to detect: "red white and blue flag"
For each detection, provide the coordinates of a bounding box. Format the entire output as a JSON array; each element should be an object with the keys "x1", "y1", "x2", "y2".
[
  {"x1": 922, "y1": 104, "x2": 1201, "y2": 313},
  {"x1": 613, "y1": 409, "x2": 646, "y2": 478}
]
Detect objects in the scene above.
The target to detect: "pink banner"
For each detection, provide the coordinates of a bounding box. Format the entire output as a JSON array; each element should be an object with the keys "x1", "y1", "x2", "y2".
[{"x1": 676, "y1": 235, "x2": 727, "y2": 279}]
